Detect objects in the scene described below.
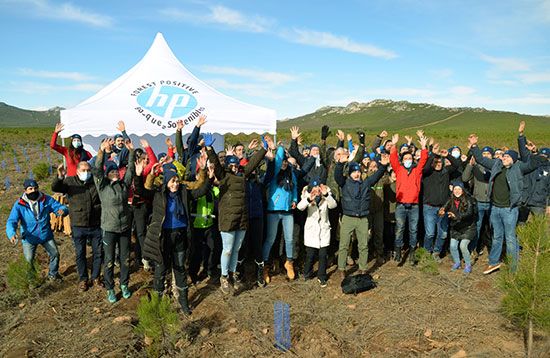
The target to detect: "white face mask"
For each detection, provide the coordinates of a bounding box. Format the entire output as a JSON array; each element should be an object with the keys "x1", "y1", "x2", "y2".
[
  {"x1": 72, "y1": 139, "x2": 82, "y2": 148},
  {"x1": 451, "y1": 151, "x2": 460, "y2": 159},
  {"x1": 403, "y1": 160, "x2": 413, "y2": 169},
  {"x1": 77, "y1": 171, "x2": 91, "y2": 182}
]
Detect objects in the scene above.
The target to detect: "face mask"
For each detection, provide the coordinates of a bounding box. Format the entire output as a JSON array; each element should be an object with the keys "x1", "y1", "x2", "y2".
[
  {"x1": 27, "y1": 191, "x2": 39, "y2": 201},
  {"x1": 72, "y1": 140, "x2": 82, "y2": 148},
  {"x1": 403, "y1": 160, "x2": 413, "y2": 169},
  {"x1": 77, "y1": 171, "x2": 91, "y2": 182},
  {"x1": 451, "y1": 151, "x2": 460, "y2": 159}
]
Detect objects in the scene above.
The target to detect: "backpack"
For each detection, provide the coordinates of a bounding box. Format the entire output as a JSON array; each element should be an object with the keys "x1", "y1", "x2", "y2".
[{"x1": 341, "y1": 273, "x2": 377, "y2": 294}]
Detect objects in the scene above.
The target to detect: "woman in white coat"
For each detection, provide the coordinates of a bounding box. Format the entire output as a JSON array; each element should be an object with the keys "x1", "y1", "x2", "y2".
[{"x1": 297, "y1": 180, "x2": 337, "y2": 287}]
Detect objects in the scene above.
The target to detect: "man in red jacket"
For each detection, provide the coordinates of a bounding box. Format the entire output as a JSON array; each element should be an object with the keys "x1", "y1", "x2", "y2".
[{"x1": 389, "y1": 131, "x2": 429, "y2": 265}]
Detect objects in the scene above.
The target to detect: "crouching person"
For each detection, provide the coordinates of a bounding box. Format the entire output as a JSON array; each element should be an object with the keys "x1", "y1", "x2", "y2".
[
  {"x1": 134, "y1": 157, "x2": 206, "y2": 315},
  {"x1": 6, "y1": 179, "x2": 68, "y2": 281},
  {"x1": 297, "y1": 180, "x2": 337, "y2": 287}
]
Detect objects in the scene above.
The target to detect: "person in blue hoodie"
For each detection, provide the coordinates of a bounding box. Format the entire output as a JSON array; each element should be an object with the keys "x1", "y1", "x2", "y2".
[
  {"x1": 6, "y1": 179, "x2": 68, "y2": 281},
  {"x1": 262, "y1": 145, "x2": 298, "y2": 283}
]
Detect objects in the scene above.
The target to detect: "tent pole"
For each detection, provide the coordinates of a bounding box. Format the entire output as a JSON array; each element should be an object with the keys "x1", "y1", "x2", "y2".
[{"x1": 61, "y1": 137, "x2": 67, "y2": 168}]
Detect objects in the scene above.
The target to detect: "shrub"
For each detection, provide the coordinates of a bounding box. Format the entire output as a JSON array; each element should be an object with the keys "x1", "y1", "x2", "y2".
[
  {"x1": 6, "y1": 255, "x2": 42, "y2": 293},
  {"x1": 415, "y1": 247, "x2": 439, "y2": 276},
  {"x1": 135, "y1": 292, "x2": 180, "y2": 357},
  {"x1": 32, "y1": 162, "x2": 50, "y2": 181}
]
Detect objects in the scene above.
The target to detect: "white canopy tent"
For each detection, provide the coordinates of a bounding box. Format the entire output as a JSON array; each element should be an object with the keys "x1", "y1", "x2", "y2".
[{"x1": 60, "y1": 32, "x2": 277, "y2": 153}]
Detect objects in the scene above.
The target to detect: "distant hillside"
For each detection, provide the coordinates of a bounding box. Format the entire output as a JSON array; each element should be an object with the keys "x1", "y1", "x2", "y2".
[{"x1": 0, "y1": 102, "x2": 60, "y2": 127}]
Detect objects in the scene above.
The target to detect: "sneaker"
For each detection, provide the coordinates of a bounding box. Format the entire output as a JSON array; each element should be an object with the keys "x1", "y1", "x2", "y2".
[
  {"x1": 432, "y1": 252, "x2": 442, "y2": 263},
  {"x1": 464, "y1": 264, "x2": 472, "y2": 274},
  {"x1": 394, "y1": 248, "x2": 402, "y2": 263},
  {"x1": 451, "y1": 262, "x2": 461, "y2": 271},
  {"x1": 303, "y1": 272, "x2": 314, "y2": 281},
  {"x1": 263, "y1": 266, "x2": 271, "y2": 284},
  {"x1": 318, "y1": 278, "x2": 328, "y2": 288},
  {"x1": 220, "y1": 275, "x2": 231, "y2": 295},
  {"x1": 92, "y1": 278, "x2": 104, "y2": 290},
  {"x1": 256, "y1": 264, "x2": 266, "y2": 287},
  {"x1": 284, "y1": 260, "x2": 295, "y2": 280},
  {"x1": 230, "y1": 272, "x2": 242, "y2": 291},
  {"x1": 107, "y1": 289, "x2": 117, "y2": 303},
  {"x1": 142, "y1": 259, "x2": 151, "y2": 272},
  {"x1": 346, "y1": 256, "x2": 355, "y2": 266},
  {"x1": 483, "y1": 263, "x2": 502, "y2": 275},
  {"x1": 78, "y1": 280, "x2": 88, "y2": 292},
  {"x1": 375, "y1": 256, "x2": 386, "y2": 266},
  {"x1": 121, "y1": 285, "x2": 132, "y2": 299}
]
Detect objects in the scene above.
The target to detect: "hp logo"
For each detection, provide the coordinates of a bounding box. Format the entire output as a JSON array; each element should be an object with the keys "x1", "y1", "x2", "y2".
[{"x1": 137, "y1": 85, "x2": 198, "y2": 119}]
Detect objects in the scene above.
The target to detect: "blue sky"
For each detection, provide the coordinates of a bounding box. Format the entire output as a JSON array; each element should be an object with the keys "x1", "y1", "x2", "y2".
[{"x1": 1, "y1": 0, "x2": 549, "y2": 119}]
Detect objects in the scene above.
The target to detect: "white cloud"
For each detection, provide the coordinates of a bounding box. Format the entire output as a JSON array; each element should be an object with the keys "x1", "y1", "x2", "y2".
[
  {"x1": 282, "y1": 28, "x2": 397, "y2": 59},
  {"x1": 160, "y1": 5, "x2": 272, "y2": 33},
  {"x1": 517, "y1": 71, "x2": 550, "y2": 84},
  {"x1": 431, "y1": 68, "x2": 454, "y2": 80},
  {"x1": 17, "y1": 68, "x2": 95, "y2": 81},
  {"x1": 204, "y1": 78, "x2": 286, "y2": 99},
  {"x1": 480, "y1": 54, "x2": 530, "y2": 72},
  {"x1": 199, "y1": 66, "x2": 297, "y2": 85},
  {"x1": 449, "y1": 86, "x2": 476, "y2": 96},
  {"x1": 5, "y1": 0, "x2": 113, "y2": 27}
]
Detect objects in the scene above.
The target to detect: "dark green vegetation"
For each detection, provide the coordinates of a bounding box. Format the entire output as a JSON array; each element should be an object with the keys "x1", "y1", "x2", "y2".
[{"x1": 0, "y1": 102, "x2": 60, "y2": 127}]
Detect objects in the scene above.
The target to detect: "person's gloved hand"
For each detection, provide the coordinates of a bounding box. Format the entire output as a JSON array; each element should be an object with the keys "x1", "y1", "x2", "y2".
[
  {"x1": 203, "y1": 133, "x2": 215, "y2": 147},
  {"x1": 261, "y1": 135, "x2": 269, "y2": 149},
  {"x1": 357, "y1": 131, "x2": 366, "y2": 146},
  {"x1": 321, "y1": 125, "x2": 330, "y2": 140}
]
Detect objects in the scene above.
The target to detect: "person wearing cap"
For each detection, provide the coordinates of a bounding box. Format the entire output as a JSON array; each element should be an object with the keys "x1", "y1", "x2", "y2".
[
  {"x1": 517, "y1": 121, "x2": 550, "y2": 221},
  {"x1": 52, "y1": 161, "x2": 103, "y2": 291},
  {"x1": 263, "y1": 144, "x2": 299, "y2": 283},
  {"x1": 334, "y1": 150, "x2": 390, "y2": 279},
  {"x1": 134, "y1": 155, "x2": 207, "y2": 315},
  {"x1": 93, "y1": 138, "x2": 136, "y2": 303},
  {"x1": 6, "y1": 179, "x2": 68, "y2": 281},
  {"x1": 462, "y1": 146, "x2": 494, "y2": 255},
  {"x1": 289, "y1": 126, "x2": 328, "y2": 184},
  {"x1": 468, "y1": 132, "x2": 542, "y2": 274},
  {"x1": 389, "y1": 132, "x2": 429, "y2": 265},
  {"x1": 439, "y1": 181, "x2": 477, "y2": 274},
  {"x1": 297, "y1": 179, "x2": 337, "y2": 287},
  {"x1": 50, "y1": 122, "x2": 92, "y2": 176},
  {"x1": 206, "y1": 135, "x2": 274, "y2": 295}
]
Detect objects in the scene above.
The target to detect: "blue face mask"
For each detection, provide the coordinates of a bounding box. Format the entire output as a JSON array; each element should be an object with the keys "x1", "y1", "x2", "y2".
[
  {"x1": 72, "y1": 139, "x2": 82, "y2": 148},
  {"x1": 451, "y1": 151, "x2": 461, "y2": 159},
  {"x1": 403, "y1": 160, "x2": 413, "y2": 169}
]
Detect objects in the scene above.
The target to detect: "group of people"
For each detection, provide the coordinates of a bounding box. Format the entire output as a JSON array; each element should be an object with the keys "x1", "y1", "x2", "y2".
[{"x1": 5, "y1": 117, "x2": 549, "y2": 315}]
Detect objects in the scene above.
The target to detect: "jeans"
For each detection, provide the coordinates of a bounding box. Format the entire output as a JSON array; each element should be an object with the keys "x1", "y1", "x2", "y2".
[
  {"x1": 153, "y1": 228, "x2": 188, "y2": 293},
  {"x1": 469, "y1": 201, "x2": 491, "y2": 252},
  {"x1": 220, "y1": 230, "x2": 246, "y2": 276},
  {"x1": 450, "y1": 239, "x2": 471, "y2": 266},
  {"x1": 22, "y1": 239, "x2": 59, "y2": 277},
  {"x1": 338, "y1": 216, "x2": 370, "y2": 271},
  {"x1": 129, "y1": 204, "x2": 149, "y2": 262},
  {"x1": 263, "y1": 212, "x2": 294, "y2": 262},
  {"x1": 488, "y1": 206, "x2": 519, "y2": 270},
  {"x1": 422, "y1": 204, "x2": 448, "y2": 254},
  {"x1": 394, "y1": 204, "x2": 420, "y2": 249},
  {"x1": 103, "y1": 230, "x2": 131, "y2": 290},
  {"x1": 304, "y1": 246, "x2": 328, "y2": 280},
  {"x1": 72, "y1": 226, "x2": 102, "y2": 281}
]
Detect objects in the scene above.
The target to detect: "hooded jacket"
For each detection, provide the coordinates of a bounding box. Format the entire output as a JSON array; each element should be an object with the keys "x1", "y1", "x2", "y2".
[
  {"x1": 264, "y1": 146, "x2": 298, "y2": 212},
  {"x1": 297, "y1": 186, "x2": 337, "y2": 248}
]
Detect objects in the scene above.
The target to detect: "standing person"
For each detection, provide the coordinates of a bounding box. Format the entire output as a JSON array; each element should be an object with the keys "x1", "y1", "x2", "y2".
[
  {"x1": 6, "y1": 179, "x2": 68, "y2": 281},
  {"x1": 93, "y1": 138, "x2": 135, "y2": 303},
  {"x1": 297, "y1": 181, "x2": 337, "y2": 287},
  {"x1": 50, "y1": 123, "x2": 92, "y2": 176},
  {"x1": 364, "y1": 158, "x2": 389, "y2": 265},
  {"x1": 135, "y1": 158, "x2": 206, "y2": 315},
  {"x1": 468, "y1": 133, "x2": 541, "y2": 274},
  {"x1": 439, "y1": 181, "x2": 477, "y2": 274},
  {"x1": 462, "y1": 147, "x2": 493, "y2": 255},
  {"x1": 206, "y1": 136, "x2": 273, "y2": 294},
  {"x1": 289, "y1": 126, "x2": 328, "y2": 184},
  {"x1": 421, "y1": 144, "x2": 460, "y2": 261},
  {"x1": 334, "y1": 152, "x2": 390, "y2": 278},
  {"x1": 52, "y1": 162, "x2": 103, "y2": 291},
  {"x1": 383, "y1": 169, "x2": 397, "y2": 257},
  {"x1": 262, "y1": 144, "x2": 298, "y2": 283},
  {"x1": 389, "y1": 132, "x2": 429, "y2": 265}
]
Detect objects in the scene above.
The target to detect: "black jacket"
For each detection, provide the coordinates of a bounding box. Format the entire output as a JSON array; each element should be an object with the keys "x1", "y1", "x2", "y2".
[
  {"x1": 518, "y1": 135, "x2": 550, "y2": 208},
  {"x1": 421, "y1": 154, "x2": 460, "y2": 207},
  {"x1": 51, "y1": 175, "x2": 101, "y2": 227},
  {"x1": 443, "y1": 195, "x2": 477, "y2": 241}
]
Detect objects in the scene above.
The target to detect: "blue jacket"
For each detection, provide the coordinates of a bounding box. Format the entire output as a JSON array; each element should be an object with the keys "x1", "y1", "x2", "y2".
[
  {"x1": 6, "y1": 193, "x2": 69, "y2": 245},
  {"x1": 471, "y1": 145, "x2": 541, "y2": 208},
  {"x1": 264, "y1": 146, "x2": 298, "y2": 212}
]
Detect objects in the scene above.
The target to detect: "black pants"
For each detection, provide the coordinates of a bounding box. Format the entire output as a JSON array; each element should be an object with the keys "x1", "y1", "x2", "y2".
[
  {"x1": 304, "y1": 246, "x2": 328, "y2": 281},
  {"x1": 189, "y1": 226, "x2": 220, "y2": 280},
  {"x1": 129, "y1": 203, "x2": 149, "y2": 262},
  {"x1": 103, "y1": 230, "x2": 131, "y2": 290},
  {"x1": 239, "y1": 216, "x2": 264, "y2": 264},
  {"x1": 153, "y1": 228, "x2": 188, "y2": 293},
  {"x1": 72, "y1": 226, "x2": 102, "y2": 281}
]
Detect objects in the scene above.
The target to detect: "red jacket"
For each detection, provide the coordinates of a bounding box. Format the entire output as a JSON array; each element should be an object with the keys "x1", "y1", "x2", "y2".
[
  {"x1": 390, "y1": 147, "x2": 428, "y2": 204},
  {"x1": 50, "y1": 131, "x2": 92, "y2": 176}
]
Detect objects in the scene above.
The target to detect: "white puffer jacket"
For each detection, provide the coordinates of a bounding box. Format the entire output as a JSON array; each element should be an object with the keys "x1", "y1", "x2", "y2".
[{"x1": 297, "y1": 186, "x2": 337, "y2": 248}]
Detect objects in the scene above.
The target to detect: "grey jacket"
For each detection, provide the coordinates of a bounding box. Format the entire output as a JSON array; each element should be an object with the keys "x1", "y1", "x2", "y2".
[
  {"x1": 93, "y1": 149, "x2": 135, "y2": 233},
  {"x1": 462, "y1": 163, "x2": 491, "y2": 203}
]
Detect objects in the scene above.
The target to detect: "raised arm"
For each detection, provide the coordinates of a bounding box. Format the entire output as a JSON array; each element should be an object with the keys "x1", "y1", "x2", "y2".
[
  {"x1": 51, "y1": 164, "x2": 69, "y2": 193},
  {"x1": 334, "y1": 162, "x2": 346, "y2": 187},
  {"x1": 50, "y1": 123, "x2": 67, "y2": 156},
  {"x1": 206, "y1": 146, "x2": 224, "y2": 180}
]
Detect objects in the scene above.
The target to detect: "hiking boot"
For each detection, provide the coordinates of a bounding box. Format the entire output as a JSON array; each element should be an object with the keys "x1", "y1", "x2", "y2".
[
  {"x1": 318, "y1": 278, "x2": 328, "y2": 288},
  {"x1": 121, "y1": 284, "x2": 132, "y2": 299},
  {"x1": 284, "y1": 260, "x2": 295, "y2": 280},
  {"x1": 483, "y1": 263, "x2": 502, "y2": 275},
  {"x1": 464, "y1": 264, "x2": 472, "y2": 275},
  {"x1": 303, "y1": 272, "x2": 314, "y2": 281},
  {"x1": 230, "y1": 272, "x2": 242, "y2": 291},
  {"x1": 92, "y1": 278, "x2": 104, "y2": 289},
  {"x1": 451, "y1": 262, "x2": 461, "y2": 271},
  {"x1": 142, "y1": 259, "x2": 151, "y2": 272},
  {"x1": 394, "y1": 248, "x2": 402, "y2": 263},
  {"x1": 375, "y1": 256, "x2": 386, "y2": 266},
  {"x1": 106, "y1": 289, "x2": 117, "y2": 304},
  {"x1": 220, "y1": 275, "x2": 231, "y2": 295},
  {"x1": 409, "y1": 248, "x2": 417, "y2": 266},
  {"x1": 432, "y1": 252, "x2": 442, "y2": 263},
  {"x1": 263, "y1": 266, "x2": 271, "y2": 284},
  {"x1": 346, "y1": 256, "x2": 355, "y2": 266},
  {"x1": 177, "y1": 288, "x2": 192, "y2": 316},
  {"x1": 256, "y1": 263, "x2": 266, "y2": 287},
  {"x1": 78, "y1": 280, "x2": 88, "y2": 292},
  {"x1": 47, "y1": 273, "x2": 63, "y2": 282}
]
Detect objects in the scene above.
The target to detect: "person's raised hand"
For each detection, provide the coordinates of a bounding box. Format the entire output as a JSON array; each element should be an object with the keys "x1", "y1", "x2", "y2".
[
  {"x1": 197, "y1": 115, "x2": 207, "y2": 128},
  {"x1": 419, "y1": 135, "x2": 428, "y2": 149},
  {"x1": 321, "y1": 125, "x2": 330, "y2": 140},
  {"x1": 124, "y1": 139, "x2": 134, "y2": 151},
  {"x1": 54, "y1": 123, "x2": 64, "y2": 133},
  {"x1": 336, "y1": 129, "x2": 345, "y2": 142},
  {"x1": 176, "y1": 120, "x2": 184, "y2": 131},
  {"x1": 379, "y1": 130, "x2": 388, "y2": 138},
  {"x1": 139, "y1": 139, "x2": 150, "y2": 148},
  {"x1": 57, "y1": 163, "x2": 66, "y2": 178},
  {"x1": 518, "y1": 120, "x2": 525, "y2": 135},
  {"x1": 416, "y1": 129, "x2": 425, "y2": 138},
  {"x1": 391, "y1": 133, "x2": 399, "y2": 145},
  {"x1": 404, "y1": 135, "x2": 413, "y2": 145},
  {"x1": 379, "y1": 153, "x2": 390, "y2": 165},
  {"x1": 264, "y1": 134, "x2": 276, "y2": 150},
  {"x1": 320, "y1": 184, "x2": 328, "y2": 195},
  {"x1": 248, "y1": 139, "x2": 259, "y2": 150},
  {"x1": 116, "y1": 120, "x2": 126, "y2": 132},
  {"x1": 290, "y1": 126, "x2": 301, "y2": 140},
  {"x1": 226, "y1": 145, "x2": 235, "y2": 156},
  {"x1": 469, "y1": 156, "x2": 476, "y2": 166},
  {"x1": 165, "y1": 137, "x2": 174, "y2": 148}
]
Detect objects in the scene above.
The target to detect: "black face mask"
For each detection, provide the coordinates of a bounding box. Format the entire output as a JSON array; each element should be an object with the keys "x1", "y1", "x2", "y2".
[{"x1": 27, "y1": 191, "x2": 39, "y2": 201}]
